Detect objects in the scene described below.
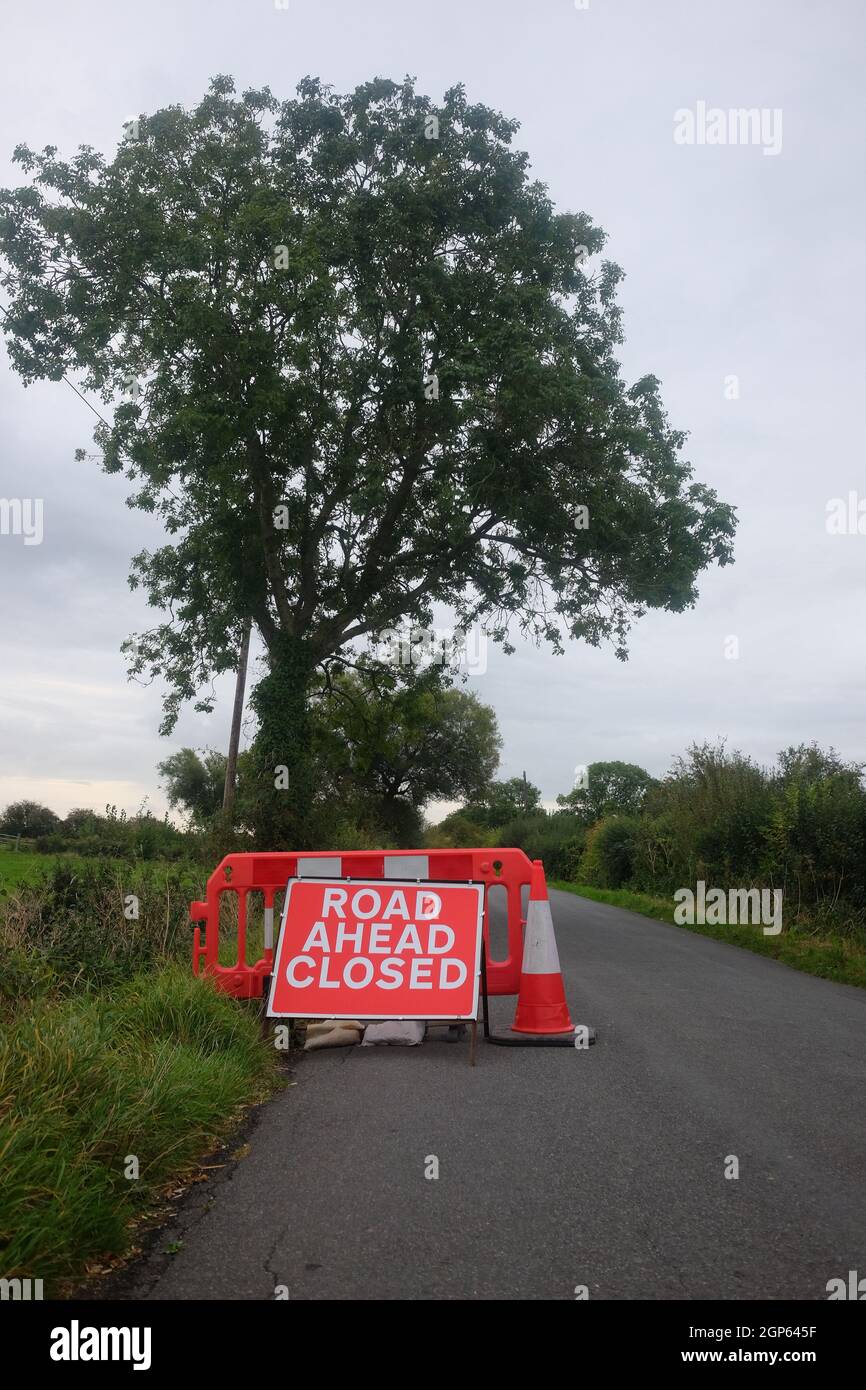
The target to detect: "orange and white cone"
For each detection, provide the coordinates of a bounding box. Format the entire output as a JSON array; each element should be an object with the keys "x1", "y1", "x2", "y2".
[{"x1": 512, "y1": 860, "x2": 574, "y2": 1035}]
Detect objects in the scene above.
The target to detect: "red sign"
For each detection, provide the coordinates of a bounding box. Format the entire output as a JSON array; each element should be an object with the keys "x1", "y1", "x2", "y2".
[{"x1": 267, "y1": 878, "x2": 484, "y2": 1020}]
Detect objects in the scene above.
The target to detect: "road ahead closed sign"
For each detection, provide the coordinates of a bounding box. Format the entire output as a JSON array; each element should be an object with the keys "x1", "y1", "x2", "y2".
[{"x1": 268, "y1": 878, "x2": 485, "y2": 1020}]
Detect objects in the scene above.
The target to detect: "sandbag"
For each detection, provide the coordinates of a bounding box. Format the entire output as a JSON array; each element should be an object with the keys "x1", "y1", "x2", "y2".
[
  {"x1": 305, "y1": 1019, "x2": 363, "y2": 1038},
  {"x1": 361, "y1": 1020, "x2": 426, "y2": 1047},
  {"x1": 304, "y1": 1025, "x2": 362, "y2": 1051}
]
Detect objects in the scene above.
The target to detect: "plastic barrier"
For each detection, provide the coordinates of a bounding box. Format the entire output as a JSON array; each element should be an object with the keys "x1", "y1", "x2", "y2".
[{"x1": 189, "y1": 847, "x2": 533, "y2": 1000}]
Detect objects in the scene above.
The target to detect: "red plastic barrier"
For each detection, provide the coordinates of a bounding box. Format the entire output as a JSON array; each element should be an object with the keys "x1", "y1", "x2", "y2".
[{"x1": 189, "y1": 848, "x2": 533, "y2": 1000}]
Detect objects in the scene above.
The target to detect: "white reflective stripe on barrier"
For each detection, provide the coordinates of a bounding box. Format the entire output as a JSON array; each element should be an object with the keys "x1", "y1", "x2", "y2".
[
  {"x1": 383, "y1": 854, "x2": 429, "y2": 879},
  {"x1": 297, "y1": 856, "x2": 343, "y2": 877}
]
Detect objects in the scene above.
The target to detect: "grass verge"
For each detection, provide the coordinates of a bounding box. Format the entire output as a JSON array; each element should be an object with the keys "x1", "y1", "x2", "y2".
[
  {"x1": 551, "y1": 881, "x2": 866, "y2": 990},
  {"x1": 0, "y1": 964, "x2": 282, "y2": 1292}
]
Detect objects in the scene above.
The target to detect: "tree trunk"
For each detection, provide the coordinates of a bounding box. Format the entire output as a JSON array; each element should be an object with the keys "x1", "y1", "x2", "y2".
[{"x1": 249, "y1": 631, "x2": 318, "y2": 850}]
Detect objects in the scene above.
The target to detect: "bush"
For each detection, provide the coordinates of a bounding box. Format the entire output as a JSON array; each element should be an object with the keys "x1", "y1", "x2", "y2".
[
  {"x1": 426, "y1": 814, "x2": 495, "y2": 849},
  {"x1": 646, "y1": 743, "x2": 776, "y2": 885},
  {"x1": 562, "y1": 742, "x2": 866, "y2": 932},
  {"x1": 497, "y1": 814, "x2": 586, "y2": 880},
  {"x1": 0, "y1": 858, "x2": 207, "y2": 994},
  {"x1": 322, "y1": 817, "x2": 403, "y2": 851},
  {"x1": 426, "y1": 810, "x2": 585, "y2": 876},
  {"x1": 0, "y1": 947, "x2": 59, "y2": 1020},
  {"x1": 37, "y1": 806, "x2": 195, "y2": 862},
  {"x1": 762, "y1": 773, "x2": 866, "y2": 909},
  {"x1": 631, "y1": 813, "x2": 680, "y2": 893},
  {"x1": 579, "y1": 816, "x2": 640, "y2": 888}
]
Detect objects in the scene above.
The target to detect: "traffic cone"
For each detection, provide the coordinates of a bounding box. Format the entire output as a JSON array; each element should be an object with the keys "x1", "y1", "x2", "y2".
[{"x1": 512, "y1": 860, "x2": 574, "y2": 1035}]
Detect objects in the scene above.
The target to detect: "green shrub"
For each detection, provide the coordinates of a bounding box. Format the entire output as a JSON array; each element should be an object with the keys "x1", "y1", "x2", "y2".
[
  {"x1": 426, "y1": 814, "x2": 495, "y2": 849},
  {"x1": 324, "y1": 817, "x2": 403, "y2": 851},
  {"x1": 35, "y1": 805, "x2": 195, "y2": 862},
  {"x1": 647, "y1": 744, "x2": 774, "y2": 886},
  {"x1": 0, "y1": 859, "x2": 207, "y2": 995},
  {"x1": 0, "y1": 947, "x2": 59, "y2": 1019},
  {"x1": 631, "y1": 813, "x2": 680, "y2": 893},
  {"x1": 579, "y1": 815, "x2": 639, "y2": 888},
  {"x1": 762, "y1": 774, "x2": 866, "y2": 909},
  {"x1": 496, "y1": 813, "x2": 586, "y2": 880}
]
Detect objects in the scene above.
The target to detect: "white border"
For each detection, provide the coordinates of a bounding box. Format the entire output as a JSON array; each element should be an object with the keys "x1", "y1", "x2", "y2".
[{"x1": 266, "y1": 877, "x2": 485, "y2": 1021}]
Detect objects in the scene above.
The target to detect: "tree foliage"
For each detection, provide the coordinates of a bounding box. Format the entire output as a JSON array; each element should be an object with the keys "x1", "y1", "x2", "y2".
[
  {"x1": 442, "y1": 773, "x2": 542, "y2": 831},
  {"x1": 564, "y1": 742, "x2": 866, "y2": 924},
  {"x1": 157, "y1": 747, "x2": 228, "y2": 826},
  {"x1": 556, "y1": 759, "x2": 655, "y2": 822},
  {"x1": 311, "y1": 664, "x2": 500, "y2": 841},
  {"x1": 0, "y1": 75, "x2": 736, "y2": 845},
  {"x1": 0, "y1": 800, "x2": 60, "y2": 838}
]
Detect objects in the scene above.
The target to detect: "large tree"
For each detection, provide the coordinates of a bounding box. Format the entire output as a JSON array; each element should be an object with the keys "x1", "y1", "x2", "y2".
[
  {"x1": 158, "y1": 746, "x2": 229, "y2": 826},
  {"x1": 471, "y1": 775, "x2": 543, "y2": 826},
  {"x1": 0, "y1": 800, "x2": 60, "y2": 838},
  {"x1": 556, "y1": 759, "x2": 655, "y2": 822},
  {"x1": 443, "y1": 773, "x2": 543, "y2": 832},
  {"x1": 313, "y1": 664, "x2": 501, "y2": 842},
  {"x1": 0, "y1": 75, "x2": 736, "y2": 847}
]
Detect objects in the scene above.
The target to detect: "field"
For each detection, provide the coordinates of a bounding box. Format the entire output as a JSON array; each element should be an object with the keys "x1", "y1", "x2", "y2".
[{"x1": 0, "y1": 847, "x2": 58, "y2": 888}]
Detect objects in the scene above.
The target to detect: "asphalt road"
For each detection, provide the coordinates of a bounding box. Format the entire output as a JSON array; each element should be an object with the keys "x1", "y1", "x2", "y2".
[{"x1": 125, "y1": 890, "x2": 866, "y2": 1300}]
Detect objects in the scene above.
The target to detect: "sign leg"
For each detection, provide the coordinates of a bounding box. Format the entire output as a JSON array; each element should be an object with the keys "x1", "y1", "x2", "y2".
[
  {"x1": 260, "y1": 973, "x2": 272, "y2": 1041},
  {"x1": 480, "y1": 941, "x2": 491, "y2": 1039}
]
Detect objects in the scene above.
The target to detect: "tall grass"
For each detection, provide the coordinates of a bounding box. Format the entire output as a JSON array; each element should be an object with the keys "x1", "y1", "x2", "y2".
[
  {"x1": 0, "y1": 858, "x2": 208, "y2": 1008},
  {"x1": 0, "y1": 966, "x2": 279, "y2": 1290},
  {"x1": 0, "y1": 855, "x2": 283, "y2": 1292}
]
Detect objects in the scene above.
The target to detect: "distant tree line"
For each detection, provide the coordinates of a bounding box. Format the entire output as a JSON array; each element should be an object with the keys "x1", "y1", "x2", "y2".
[
  {"x1": 0, "y1": 801, "x2": 189, "y2": 861},
  {"x1": 434, "y1": 742, "x2": 866, "y2": 937},
  {"x1": 5, "y1": 660, "x2": 864, "y2": 944}
]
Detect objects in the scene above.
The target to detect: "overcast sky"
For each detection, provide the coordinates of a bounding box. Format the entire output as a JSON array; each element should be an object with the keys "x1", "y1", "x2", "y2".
[{"x1": 1, "y1": 0, "x2": 863, "y2": 823}]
